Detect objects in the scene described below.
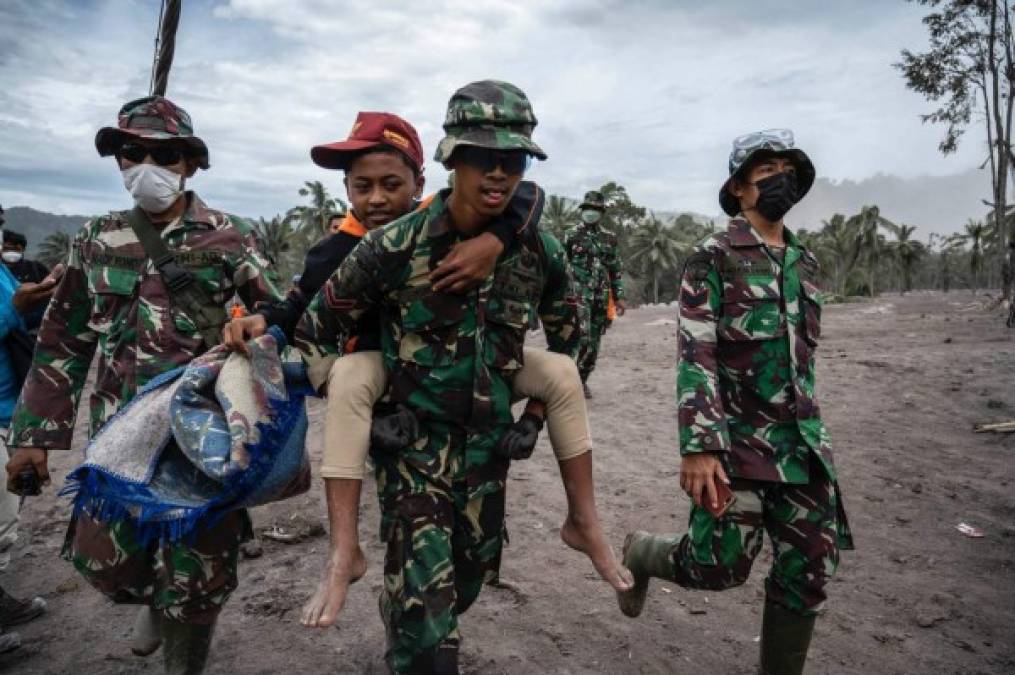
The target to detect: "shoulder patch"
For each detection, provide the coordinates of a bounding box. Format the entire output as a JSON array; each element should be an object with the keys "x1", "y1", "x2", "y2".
[{"x1": 684, "y1": 250, "x2": 715, "y2": 283}]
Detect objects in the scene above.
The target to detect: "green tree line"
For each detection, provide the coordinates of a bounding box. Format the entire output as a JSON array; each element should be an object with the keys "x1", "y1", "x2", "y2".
[{"x1": 32, "y1": 179, "x2": 1003, "y2": 305}]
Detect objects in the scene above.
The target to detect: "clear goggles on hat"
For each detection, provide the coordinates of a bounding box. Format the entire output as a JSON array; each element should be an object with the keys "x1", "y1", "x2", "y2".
[{"x1": 730, "y1": 128, "x2": 795, "y2": 167}]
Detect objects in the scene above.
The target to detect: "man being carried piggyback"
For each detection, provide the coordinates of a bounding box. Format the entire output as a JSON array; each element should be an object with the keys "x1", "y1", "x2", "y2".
[{"x1": 296, "y1": 80, "x2": 631, "y2": 674}]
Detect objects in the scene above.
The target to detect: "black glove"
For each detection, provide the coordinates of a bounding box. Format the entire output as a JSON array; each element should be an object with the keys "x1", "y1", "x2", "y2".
[
  {"x1": 370, "y1": 404, "x2": 420, "y2": 453},
  {"x1": 495, "y1": 413, "x2": 544, "y2": 460}
]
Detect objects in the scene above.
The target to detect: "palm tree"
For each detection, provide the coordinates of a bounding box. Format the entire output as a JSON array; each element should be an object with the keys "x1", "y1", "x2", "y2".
[
  {"x1": 543, "y1": 195, "x2": 578, "y2": 240},
  {"x1": 285, "y1": 181, "x2": 346, "y2": 240},
  {"x1": 628, "y1": 215, "x2": 688, "y2": 304},
  {"x1": 811, "y1": 214, "x2": 855, "y2": 297},
  {"x1": 252, "y1": 215, "x2": 297, "y2": 264},
  {"x1": 37, "y1": 231, "x2": 71, "y2": 268},
  {"x1": 846, "y1": 205, "x2": 895, "y2": 297},
  {"x1": 961, "y1": 219, "x2": 987, "y2": 292},
  {"x1": 943, "y1": 234, "x2": 966, "y2": 293},
  {"x1": 885, "y1": 223, "x2": 925, "y2": 294}
]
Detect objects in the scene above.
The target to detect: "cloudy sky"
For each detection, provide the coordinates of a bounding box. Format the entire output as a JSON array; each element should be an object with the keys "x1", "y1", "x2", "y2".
[{"x1": 0, "y1": 0, "x2": 992, "y2": 227}]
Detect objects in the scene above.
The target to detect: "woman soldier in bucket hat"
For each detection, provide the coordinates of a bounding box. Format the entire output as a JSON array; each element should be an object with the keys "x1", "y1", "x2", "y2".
[
  {"x1": 617, "y1": 129, "x2": 852, "y2": 675},
  {"x1": 5, "y1": 95, "x2": 285, "y2": 674},
  {"x1": 295, "y1": 80, "x2": 631, "y2": 674}
]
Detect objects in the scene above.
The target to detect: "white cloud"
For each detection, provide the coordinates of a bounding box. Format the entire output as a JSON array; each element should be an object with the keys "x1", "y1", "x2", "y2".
[{"x1": 0, "y1": 0, "x2": 992, "y2": 229}]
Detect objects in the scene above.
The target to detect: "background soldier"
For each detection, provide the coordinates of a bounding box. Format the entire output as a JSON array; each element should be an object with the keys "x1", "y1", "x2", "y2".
[
  {"x1": 3, "y1": 96, "x2": 282, "y2": 674},
  {"x1": 617, "y1": 129, "x2": 853, "y2": 675},
  {"x1": 564, "y1": 190, "x2": 626, "y2": 397}
]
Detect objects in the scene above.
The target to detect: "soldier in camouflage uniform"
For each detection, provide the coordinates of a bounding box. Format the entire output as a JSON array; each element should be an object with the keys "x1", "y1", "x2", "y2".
[
  {"x1": 296, "y1": 80, "x2": 630, "y2": 674},
  {"x1": 617, "y1": 130, "x2": 852, "y2": 675},
  {"x1": 3, "y1": 96, "x2": 282, "y2": 674},
  {"x1": 563, "y1": 190, "x2": 625, "y2": 397}
]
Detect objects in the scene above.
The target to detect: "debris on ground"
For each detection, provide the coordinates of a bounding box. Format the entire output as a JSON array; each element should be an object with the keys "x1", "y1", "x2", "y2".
[
  {"x1": 973, "y1": 420, "x2": 1015, "y2": 434},
  {"x1": 260, "y1": 515, "x2": 326, "y2": 544},
  {"x1": 955, "y1": 523, "x2": 985, "y2": 538}
]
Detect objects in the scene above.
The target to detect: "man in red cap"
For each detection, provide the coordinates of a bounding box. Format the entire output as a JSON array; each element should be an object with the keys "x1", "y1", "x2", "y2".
[{"x1": 223, "y1": 111, "x2": 516, "y2": 347}]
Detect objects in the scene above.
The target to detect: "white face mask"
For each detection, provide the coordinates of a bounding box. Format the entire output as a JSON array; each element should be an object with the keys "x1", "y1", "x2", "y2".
[
  {"x1": 121, "y1": 163, "x2": 185, "y2": 213},
  {"x1": 581, "y1": 209, "x2": 602, "y2": 224},
  {"x1": 2, "y1": 251, "x2": 23, "y2": 264}
]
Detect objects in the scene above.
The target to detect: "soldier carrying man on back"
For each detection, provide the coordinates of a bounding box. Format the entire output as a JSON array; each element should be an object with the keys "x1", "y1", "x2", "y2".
[
  {"x1": 296, "y1": 80, "x2": 631, "y2": 674},
  {"x1": 4, "y1": 96, "x2": 283, "y2": 674},
  {"x1": 564, "y1": 190, "x2": 626, "y2": 397}
]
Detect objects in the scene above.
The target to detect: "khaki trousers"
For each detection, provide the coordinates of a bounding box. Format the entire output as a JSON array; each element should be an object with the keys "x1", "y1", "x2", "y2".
[{"x1": 321, "y1": 348, "x2": 592, "y2": 479}]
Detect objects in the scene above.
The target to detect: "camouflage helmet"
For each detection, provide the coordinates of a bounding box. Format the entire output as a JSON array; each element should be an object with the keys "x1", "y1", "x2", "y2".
[
  {"x1": 95, "y1": 95, "x2": 210, "y2": 170},
  {"x1": 434, "y1": 80, "x2": 547, "y2": 164},
  {"x1": 579, "y1": 190, "x2": 606, "y2": 211},
  {"x1": 719, "y1": 128, "x2": 814, "y2": 217}
]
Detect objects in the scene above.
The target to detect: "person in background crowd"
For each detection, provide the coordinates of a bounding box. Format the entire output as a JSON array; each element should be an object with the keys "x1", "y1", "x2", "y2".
[{"x1": 0, "y1": 205, "x2": 62, "y2": 653}]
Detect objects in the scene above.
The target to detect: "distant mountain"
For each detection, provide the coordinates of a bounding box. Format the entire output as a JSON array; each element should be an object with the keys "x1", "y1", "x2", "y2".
[
  {"x1": 785, "y1": 168, "x2": 988, "y2": 237},
  {"x1": 640, "y1": 169, "x2": 989, "y2": 238},
  {"x1": 2, "y1": 207, "x2": 89, "y2": 255}
]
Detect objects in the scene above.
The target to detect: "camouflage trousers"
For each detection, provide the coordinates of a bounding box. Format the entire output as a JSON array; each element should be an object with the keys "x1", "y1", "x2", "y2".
[
  {"x1": 666, "y1": 457, "x2": 849, "y2": 615},
  {"x1": 577, "y1": 298, "x2": 608, "y2": 380},
  {"x1": 64, "y1": 510, "x2": 249, "y2": 625},
  {"x1": 374, "y1": 431, "x2": 508, "y2": 674}
]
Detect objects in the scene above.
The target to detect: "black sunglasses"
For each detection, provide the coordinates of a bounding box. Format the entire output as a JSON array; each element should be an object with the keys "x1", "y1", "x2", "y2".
[
  {"x1": 453, "y1": 146, "x2": 531, "y2": 175},
  {"x1": 118, "y1": 142, "x2": 188, "y2": 167}
]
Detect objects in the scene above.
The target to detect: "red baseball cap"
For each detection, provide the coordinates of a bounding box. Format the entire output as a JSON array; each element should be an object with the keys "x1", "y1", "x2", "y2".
[{"x1": 311, "y1": 112, "x2": 424, "y2": 173}]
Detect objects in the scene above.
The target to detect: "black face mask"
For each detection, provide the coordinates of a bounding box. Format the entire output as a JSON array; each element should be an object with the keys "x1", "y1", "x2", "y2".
[{"x1": 751, "y1": 171, "x2": 799, "y2": 222}]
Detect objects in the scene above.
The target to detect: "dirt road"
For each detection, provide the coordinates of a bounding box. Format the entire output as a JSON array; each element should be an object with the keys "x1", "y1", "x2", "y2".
[{"x1": 2, "y1": 292, "x2": 1013, "y2": 674}]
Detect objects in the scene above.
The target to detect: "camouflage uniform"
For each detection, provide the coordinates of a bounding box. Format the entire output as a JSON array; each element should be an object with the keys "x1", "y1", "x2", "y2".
[
  {"x1": 564, "y1": 191, "x2": 624, "y2": 382},
  {"x1": 618, "y1": 129, "x2": 852, "y2": 675},
  {"x1": 296, "y1": 80, "x2": 578, "y2": 675},
  {"x1": 7, "y1": 96, "x2": 282, "y2": 623},
  {"x1": 670, "y1": 218, "x2": 852, "y2": 614}
]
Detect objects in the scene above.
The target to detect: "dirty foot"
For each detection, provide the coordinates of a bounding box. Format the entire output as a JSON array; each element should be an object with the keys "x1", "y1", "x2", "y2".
[
  {"x1": 560, "y1": 514, "x2": 634, "y2": 592},
  {"x1": 300, "y1": 546, "x2": 367, "y2": 628}
]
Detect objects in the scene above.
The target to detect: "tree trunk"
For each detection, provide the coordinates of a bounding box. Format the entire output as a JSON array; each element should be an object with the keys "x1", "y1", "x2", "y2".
[
  {"x1": 987, "y1": 0, "x2": 1014, "y2": 318},
  {"x1": 653, "y1": 269, "x2": 660, "y2": 305},
  {"x1": 869, "y1": 252, "x2": 878, "y2": 297}
]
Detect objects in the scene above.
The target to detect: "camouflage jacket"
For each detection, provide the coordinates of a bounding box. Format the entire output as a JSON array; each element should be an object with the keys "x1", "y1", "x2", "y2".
[
  {"x1": 563, "y1": 222, "x2": 625, "y2": 303},
  {"x1": 295, "y1": 184, "x2": 581, "y2": 492},
  {"x1": 676, "y1": 218, "x2": 834, "y2": 483},
  {"x1": 9, "y1": 193, "x2": 283, "y2": 449}
]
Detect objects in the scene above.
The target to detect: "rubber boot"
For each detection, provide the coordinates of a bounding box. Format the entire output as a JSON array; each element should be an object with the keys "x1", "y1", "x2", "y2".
[
  {"x1": 0, "y1": 628, "x2": 20, "y2": 654},
  {"x1": 161, "y1": 618, "x2": 215, "y2": 675},
  {"x1": 759, "y1": 598, "x2": 816, "y2": 675},
  {"x1": 616, "y1": 531, "x2": 679, "y2": 618},
  {"x1": 131, "y1": 605, "x2": 163, "y2": 656},
  {"x1": 0, "y1": 585, "x2": 46, "y2": 629},
  {"x1": 432, "y1": 642, "x2": 460, "y2": 675}
]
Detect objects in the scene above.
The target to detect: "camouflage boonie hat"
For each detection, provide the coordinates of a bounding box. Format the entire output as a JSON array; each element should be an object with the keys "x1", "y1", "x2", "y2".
[
  {"x1": 579, "y1": 190, "x2": 606, "y2": 211},
  {"x1": 434, "y1": 80, "x2": 547, "y2": 163},
  {"x1": 95, "y1": 95, "x2": 210, "y2": 170},
  {"x1": 719, "y1": 128, "x2": 814, "y2": 217}
]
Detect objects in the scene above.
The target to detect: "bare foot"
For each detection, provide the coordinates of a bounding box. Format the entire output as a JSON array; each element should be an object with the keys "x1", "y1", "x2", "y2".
[
  {"x1": 560, "y1": 514, "x2": 634, "y2": 592},
  {"x1": 300, "y1": 546, "x2": 367, "y2": 628}
]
